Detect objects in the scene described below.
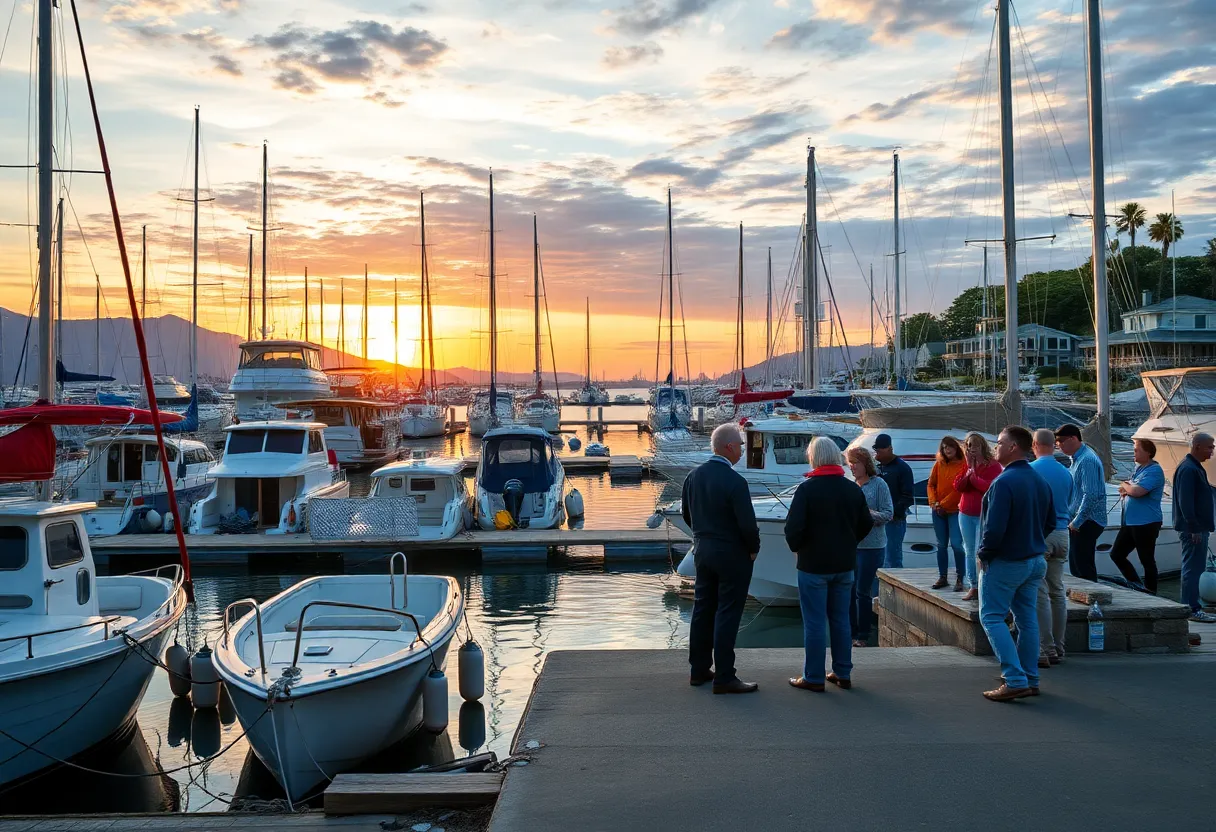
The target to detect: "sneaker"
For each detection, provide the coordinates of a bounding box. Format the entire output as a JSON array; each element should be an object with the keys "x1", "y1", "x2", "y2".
[{"x1": 1189, "y1": 610, "x2": 1216, "y2": 623}]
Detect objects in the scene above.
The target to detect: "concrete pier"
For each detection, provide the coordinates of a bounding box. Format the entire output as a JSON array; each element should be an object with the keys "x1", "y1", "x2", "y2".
[{"x1": 489, "y1": 647, "x2": 1216, "y2": 832}]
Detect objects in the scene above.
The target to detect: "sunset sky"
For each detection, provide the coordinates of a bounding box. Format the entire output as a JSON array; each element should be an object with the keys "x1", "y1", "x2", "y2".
[{"x1": 0, "y1": 0, "x2": 1212, "y2": 378}]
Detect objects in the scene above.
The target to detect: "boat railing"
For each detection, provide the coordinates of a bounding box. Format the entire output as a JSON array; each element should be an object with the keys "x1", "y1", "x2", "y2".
[
  {"x1": 115, "y1": 563, "x2": 186, "y2": 620},
  {"x1": 223, "y1": 597, "x2": 267, "y2": 676},
  {"x1": 288, "y1": 600, "x2": 426, "y2": 670},
  {"x1": 389, "y1": 551, "x2": 407, "y2": 609},
  {"x1": 0, "y1": 615, "x2": 125, "y2": 660}
]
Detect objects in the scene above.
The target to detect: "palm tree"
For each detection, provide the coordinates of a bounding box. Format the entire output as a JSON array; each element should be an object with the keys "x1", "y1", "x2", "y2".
[
  {"x1": 1148, "y1": 212, "x2": 1184, "y2": 299},
  {"x1": 1114, "y1": 202, "x2": 1146, "y2": 300}
]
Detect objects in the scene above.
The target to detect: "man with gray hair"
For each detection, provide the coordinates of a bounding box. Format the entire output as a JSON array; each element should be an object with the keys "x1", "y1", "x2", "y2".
[
  {"x1": 1172, "y1": 432, "x2": 1216, "y2": 623},
  {"x1": 1031, "y1": 428, "x2": 1073, "y2": 664},
  {"x1": 681, "y1": 422, "x2": 762, "y2": 693}
]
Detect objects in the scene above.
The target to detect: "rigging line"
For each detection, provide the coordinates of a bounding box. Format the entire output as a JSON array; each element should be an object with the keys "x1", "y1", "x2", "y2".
[
  {"x1": 536, "y1": 241, "x2": 562, "y2": 399},
  {"x1": 0, "y1": 0, "x2": 19, "y2": 68},
  {"x1": 817, "y1": 237, "x2": 853, "y2": 383},
  {"x1": 934, "y1": 0, "x2": 988, "y2": 145}
]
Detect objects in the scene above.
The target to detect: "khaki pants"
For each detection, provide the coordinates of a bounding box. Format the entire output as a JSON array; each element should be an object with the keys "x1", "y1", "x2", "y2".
[{"x1": 1038, "y1": 529, "x2": 1069, "y2": 658}]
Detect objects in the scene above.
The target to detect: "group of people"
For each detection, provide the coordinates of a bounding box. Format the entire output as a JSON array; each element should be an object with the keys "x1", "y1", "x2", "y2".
[{"x1": 681, "y1": 421, "x2": 1216, "y2": 701}]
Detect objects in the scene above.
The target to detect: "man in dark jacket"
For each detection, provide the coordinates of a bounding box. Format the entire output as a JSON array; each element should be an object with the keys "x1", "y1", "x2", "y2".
[
  {"x1": 1172, "y1": 432, "x2": 1216, "y2": 623},
  {"x1": 874, "y1": 433, "x2": 914, "y2": 568},
  {"x1": 681, "y1": 423, "x2": 762, "y2": 694},
  {"x1": 977, "y1": 425, "x2": 1055, "y2": 702}
]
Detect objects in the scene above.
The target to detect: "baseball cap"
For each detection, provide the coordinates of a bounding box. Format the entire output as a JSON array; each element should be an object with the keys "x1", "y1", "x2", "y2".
[
  {"x1": 872, "y1": 433, "x2": 893, "y2": 450},
  {"x1": 1054, "y1": 423, "x2": 1082, "y2": 441}
]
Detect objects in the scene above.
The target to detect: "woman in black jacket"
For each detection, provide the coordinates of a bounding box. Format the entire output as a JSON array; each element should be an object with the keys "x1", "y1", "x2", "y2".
[{"x1": 785, "y1": 436, "x2": 874, "y2": 692}]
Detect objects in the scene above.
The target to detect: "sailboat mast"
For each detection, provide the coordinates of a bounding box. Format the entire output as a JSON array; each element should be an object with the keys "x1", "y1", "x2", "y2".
[
  {"x1": 533, "y1": 215, "x2": 541, "y2": 391},
  {"x1": 191, "y1": 106, "x2": 199, "y2": 390},
  {"x1": 319, "y1": 278, "x2": 325, "y2": 365},
  {"x1": 141, "y1": 225, "x2": 147, "y2": 319},
  {"x1": 55, "y1": 197, "x2": 64, "y2": 394},
  {"x1": 339, "y1": 279, "x2": 345, "y2": 360},
  {"x1": 362, "y1": 264, "x2": 369, "y2": 363},
  {"x1": 1086, "y1": 0, "x2": 1109, "y2": 423},
  {"x1": 667, "y1": 189, "x2": 674, "y2": 403},
  {"x1": 766, "y1": 247, "x2": 772, "y2": 388},
  {"x1": 736, "y1": 222, "x2": 744, "y2": 387},
  {"x1": 488, "y1": 172, "x2": 498, "y2": 425},
  {"x1": 997, "y1": 0, "x2": 1020, "y2": 422},
  {"x1": 304, "y1": 266, "x2": 309, "y2": 342},
  {"x1": 869, "y1": 264, "x2": 875, "y2": 379},
  {"x1": 245, "y1": 234, "x2": 253, "y2": 342},
  {"x1": 892, "y1": 151, "x2": 902, "y2": 383},
  {"x1": 94, "y1": 279, "x2": 100, "y2": 383},
  {"x1": 420, "y1": 192, "x2": 434, "y2": 394},
  {"x1": 36, "y1": 0, "x2": 54, "y2": 401},
  {"x1": 585, "y1": 297, "x2": 591, "y2": 388},
  {"x1": 393, "y1": 276, "x2": 398, "y2": 390},
  {"x1": 260, "y1": 141, "x2": 268, "y2": 340},
  {"x1": 804, "y1": 145, "x2": 818, "y2": 390}
]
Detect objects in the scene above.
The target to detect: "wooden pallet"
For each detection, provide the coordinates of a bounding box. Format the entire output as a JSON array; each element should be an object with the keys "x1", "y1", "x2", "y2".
[{"x1": 324, "y1": 772, "x2": 503, "y2": 815}]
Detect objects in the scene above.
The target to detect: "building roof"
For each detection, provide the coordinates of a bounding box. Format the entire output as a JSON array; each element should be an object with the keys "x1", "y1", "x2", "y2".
[
  {"x1": 1123, "y1": 294, "x2": 1216, "y2": 316},
  {"x1": 946, "y1": 323, "x2": 1080, "y2": 344},
  {"x1": 1080, "y1": 330, "x2": 1216, "y2": 349}
]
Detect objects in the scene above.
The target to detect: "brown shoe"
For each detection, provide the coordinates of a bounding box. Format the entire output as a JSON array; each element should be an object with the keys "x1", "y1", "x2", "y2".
[
  {"x1": 932, "y1": 576, "x2": 949, "y2": 589},
  {"x1": 826, "y1": 672, "x2": 852, "y2": 690},
  {"x1": 788, "y1": 677, "x2": 825, "y2": 692},
  {"x1": 961, "y1": 588, "x2": 978, "y2": 602},
  {"x1": 983, "y1": 684, "x2": 1034, "y2": 702},
  {"x1": 954, "y1": 579, "x2": 965, "y2": 592}
]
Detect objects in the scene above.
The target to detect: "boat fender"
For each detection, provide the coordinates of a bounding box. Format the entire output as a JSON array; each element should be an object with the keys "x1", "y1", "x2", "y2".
[
  {"x1": 287, "y1": 502, "x2": 297, "y2": 528},
  {"x1": 167, "y1": 697, "x2": 192, "y2": 748},
  {"x1": 1201, "y1": 572, "x2": 1216, "y2": 605},
  {"x1": 458, "y1": 640, "x2": 485, "y2": 702},
  {"x1": 423, "y1": 667, "x2": 449, "y2": 733},
  {"x1": 676, "y1": 548, "x2": 697, "y2": 578},
  {"x1": 142, "y1": 509, "x2": 162, "y2": 533},
  {"x1": 458, "y1": 701, "x2": 486, "y2": 753},
  {"x1": 568, "y1": 436, "x2": 582, "y2": 451},
  {"x1": 165, "y1": 641, "x2": 192, "y2": 697},
  {"x1": 645, "y1": 511, "x2": 663, "y2": 529},
  {"x1": 190, "y1": 707, "x2": 221, "y2": 759},
  {"x1": 564, "y1": 488, "x2": 585, "y2": 519},
  {"x1": 189, "y1": 644, "x2": 221, "y2": 709}
]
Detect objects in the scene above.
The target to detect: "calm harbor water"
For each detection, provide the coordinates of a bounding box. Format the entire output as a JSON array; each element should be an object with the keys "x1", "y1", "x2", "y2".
[{"x1": 1, "y1": 414, "x2": 813, "y2": 814}]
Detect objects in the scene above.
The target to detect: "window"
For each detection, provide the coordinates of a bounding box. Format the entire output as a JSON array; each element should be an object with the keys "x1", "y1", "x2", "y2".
[
  {"x1": 238, "y1": 348, "x2": 307, "y2": 369},
  {"x1": 0, "y1": 595, "x2": 31, "y2": 609},
  {"x1": 76, "y1": 568, "x2": 91, "y2": 604},
  {"x1": 746, "y1": 431, "x2": 765, "y2": 469},
  {"x1": 387, "y1": 476, "x2": 404, "y2": 489},
  {"x1": 1047, "y1": 337, "x2": 1058, "y2": 349},
  {"x1": 227, "y1": 430, "x2": 266, "y2": 454},
  {"x1": 308, "y1": 430, "x2": 324, "y2": 454},
  {"x1": 0, "y1": 526, "x2": 27, "y2": 570},
  {"x1": 46, "y1": 521, "x2": 84, "y2": 568},
  {"x1": 1197, "y1": 315, "x2": 1208, "y2": 330},
  {"x1": 1060, "y1": 337, "x2": 1069, "y2": 349},
  {"x1": 496, "y1": 439, "x2": 538, "y2": 464},
  {"x1": 410, "y1": 478, "x2": 437, "y2": 492},
  {"x1": 772, "y1": 433, "x2": 812, "y2": 466},
  {"x1": 312, "y1": 406, "x2": 348, "y2": 427},
  {"x1": 304, "y1": 348, "x2": 322, "y2": 370},
  {"x1": 265, "y1": 430, "x2": 305, "y2": 454}
]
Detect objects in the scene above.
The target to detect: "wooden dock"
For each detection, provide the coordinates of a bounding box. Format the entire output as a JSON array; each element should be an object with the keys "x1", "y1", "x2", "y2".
[
  {"x1": 459, "y1": 454, "x2": 646, "y2": 476},
  {"x1": 325, "y1": 772, "x2": 503, "y2": 814}
]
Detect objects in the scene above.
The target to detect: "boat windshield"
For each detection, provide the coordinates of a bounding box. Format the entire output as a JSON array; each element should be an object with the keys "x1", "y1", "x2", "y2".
[
  {"x1": 239, "y1": 347, "x2": 322, "y2": 371},
  {"x1": 1144, "y1": 370, "x2": 1216, "y2": 417},
  {"x1": 227, "y1": 430, "x2": 266, "y2": 454},
  {"x1": 655, "y1": 388, "x2": 689, "y2": 407},
  {"x1": 265, "y1": 430, "x2": 305, "y2": 454},
  {"x1": 311, "y1": 406, "x2": 349, "y2": 427},
  {"x1": 480, "y1": 436, "x2": 555, "y2": 493}
]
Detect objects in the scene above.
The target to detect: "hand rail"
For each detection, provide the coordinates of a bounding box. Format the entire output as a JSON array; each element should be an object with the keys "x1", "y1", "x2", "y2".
[
  {"x1": 223, "y1": 597, "x2": 267, "y2": 676},
  {"x1": 289, "y1": 599, "x2": 426, "y2": 671},
  {"x1": 0, "y1": 615, "x2": 124, "y2": 659},
  {"x1": 389, "y1": 551, "x2": 407, "y2": 610},
  {"x1": 111, "y1": 563, "x2": 185, "y2": 621}
]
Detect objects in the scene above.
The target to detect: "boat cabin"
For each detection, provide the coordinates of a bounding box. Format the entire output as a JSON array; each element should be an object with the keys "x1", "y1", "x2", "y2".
[
  {"x1": 369, "y1": 458, "x2": 469, "y2": 535},
  {"x1": 76, "y1": 435, "x2": 215, "y2": 506},
  {"x1": 0, "y1": 502, "x2": 98, "y2": 618},
  {"x1": 275, "y1": 399, "x2": 402, "y2": 466},
  {"x1": 229, "y1": 340, "x2": 330, "y2": 420},
  {"x1": 741, "y1": 418, "x2": 852, "y2": 472},
  {"x1": 474, "y1": 426, "x2": 565, "y2": 529}
]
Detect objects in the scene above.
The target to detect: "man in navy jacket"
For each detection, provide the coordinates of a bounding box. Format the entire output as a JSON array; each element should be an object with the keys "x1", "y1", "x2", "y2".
[
  {"x1": 977, "y1": 425, "x2": 1055, "y2": 701},
  {"x1": 1172, "y1": 432, "x2": 1216, "y2": 623},
  {"x1": 681, "y1": 423, "x2": 762, "y2": 694}
]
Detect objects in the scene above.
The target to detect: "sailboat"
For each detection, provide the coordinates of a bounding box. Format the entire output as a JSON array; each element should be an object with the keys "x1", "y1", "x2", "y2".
[
  {"x1": 572, "y1": 299, "x2": 609, "y2": 406},
  {"x1": 402, "y1": 193, "x2": 447, "y2": 438},
  {"x1": 648, "y1": 190, "x2": 693, "y2": 438},
  {"x1": 521, "y1": 216, "x2": 562, "y2": 432},
  {"x1": 468, "y1": 172, "x2": 516, "y2": 437}
]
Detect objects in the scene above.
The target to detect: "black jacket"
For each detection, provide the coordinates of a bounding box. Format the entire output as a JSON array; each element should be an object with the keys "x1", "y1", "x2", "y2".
[
  {"x1": 877, "y1": 456, "x2": 915, "y2": 519},
  {"x1": 1172, "y1": 453, "x2": 1215, "y2": 533},
  {"x1": 681, "y1": 458, "x2": 761, "y2": 560},
  {"x1": 784, "y1": 472, "x2": 874, "y2": 574}
]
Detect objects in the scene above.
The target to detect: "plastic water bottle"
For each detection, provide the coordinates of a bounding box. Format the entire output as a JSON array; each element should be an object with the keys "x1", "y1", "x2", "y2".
[{"x1": 1088, "y1": 601, "x2": 1104, "y2": 652}]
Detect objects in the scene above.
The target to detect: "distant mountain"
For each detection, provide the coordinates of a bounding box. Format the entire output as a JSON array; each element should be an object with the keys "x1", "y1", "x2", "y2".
[
  {"x1": 713, "y1": 345, "x2": 883, "y2": 385},
  {"x1": 441, "y1": 367, "x2": 586, "y2": 386}
]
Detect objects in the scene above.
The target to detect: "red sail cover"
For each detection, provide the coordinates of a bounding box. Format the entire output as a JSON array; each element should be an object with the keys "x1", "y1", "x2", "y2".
[
  {"x1": 0, "y1": 403, "x2": 183, "y2": 483},
  {"x1": 733, "y1": 388, "x2": 794, "y2": 404}
]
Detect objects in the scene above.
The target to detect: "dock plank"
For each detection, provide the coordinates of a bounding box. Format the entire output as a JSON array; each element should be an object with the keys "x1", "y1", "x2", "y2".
[{"x1": 325, "y1": 773, "x2": 502, "y2": 815}]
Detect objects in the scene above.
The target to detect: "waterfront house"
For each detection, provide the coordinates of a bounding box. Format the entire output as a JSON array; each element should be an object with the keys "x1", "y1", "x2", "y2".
[
  {"x1": 1079, "y1": 294, "x2": 1216, "y2": 371},
  {"x1": 944, "y1": 323, "x2": 1078, "y2": 374}
]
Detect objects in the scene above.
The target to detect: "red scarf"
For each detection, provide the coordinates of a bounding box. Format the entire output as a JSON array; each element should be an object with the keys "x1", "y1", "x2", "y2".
[{"x1": 806, "y1": 464, "x2": 845, "y2": 477}]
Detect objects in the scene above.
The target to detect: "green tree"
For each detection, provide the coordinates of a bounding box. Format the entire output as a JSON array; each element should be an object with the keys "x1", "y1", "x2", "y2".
[
  {"x1": 1148, "y1": 212, "x2": 1184, "y2": 298},
  {"x1": 1206, "y1": 238, "x2": 1216, "y2": 299},
  {"x1": 899, "y1": 311, "x2": 944, "y2": 348},
  {"x1": 1114, "y1": 202, "x2": 1147, "y2": 298}
]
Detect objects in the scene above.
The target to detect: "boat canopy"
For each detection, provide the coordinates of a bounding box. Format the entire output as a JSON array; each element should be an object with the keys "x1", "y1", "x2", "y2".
[
  {"x1": 1142, "y1": 368, "x2": 1216, "y2": 417},
  {"x1": 238, "y1": 340, "x2": 323, "y2": 371},
  {"x1": 655, "y1": 387, "x2": 689, "y2": 407},
  {"x1": 478, "y1": 431, "x2": 559, "y2": 493},
  {"x1": 56, "y1": 359, "x2": 115, "y2": 384}
]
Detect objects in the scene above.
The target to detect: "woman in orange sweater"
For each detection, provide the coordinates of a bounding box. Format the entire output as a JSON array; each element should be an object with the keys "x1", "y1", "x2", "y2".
[{"x1": 928, "y1": 436, "x2": 967, "y2": 590}]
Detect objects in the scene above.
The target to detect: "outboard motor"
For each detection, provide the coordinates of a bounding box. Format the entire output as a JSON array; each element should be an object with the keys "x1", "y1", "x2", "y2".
[{"x1": 503, "y1": 478, "x2": 526, "y2": 528}]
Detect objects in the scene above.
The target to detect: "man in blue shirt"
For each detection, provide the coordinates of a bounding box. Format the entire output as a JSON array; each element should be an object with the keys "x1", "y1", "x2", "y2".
[
  {"x1": 873, "y1": 433, "x2": 914, "y2": 568},
  {"x1": 1031, "y1": 428, "x2": 1073, "y2": 665},
  {"x1": 1055, "y1": 423, "x2": 1106, "y2": 581},
  {"x1": 1172, "y1": 432, "x2": 1216, "y2": 623},
  {"x1": 978, "y1": 425, "x2": 1054, "y2": 701}
]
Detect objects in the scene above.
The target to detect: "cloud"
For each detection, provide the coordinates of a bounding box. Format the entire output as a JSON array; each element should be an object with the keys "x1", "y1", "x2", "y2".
[
  {"x1": 702, "y1": 66, "x2": 808, "y2": 101},
  {"x1": 626, "y1": 158, "x2": 722, "y2": 188},
  {"x1": 814, "y1": 0, "x2": 976, "y2": 44},
  {"x1": 210, "y1": 54, "x2": 243, "y2": 76},
  {"x1": 611, "y1": 0, "x2": 724, "y2": 35},
  {"x1": 405, "y1": 157, "x2": 492, "y2": 183},
  {"x1": 250, "y1": 20, "x2": 448, "y2": 96},
  {"x1": 602, "y1": 42, "x2": 664, "y2": 69},
  {"x1": 104, "y1": 0, "x2": 242, "y2": 28}
]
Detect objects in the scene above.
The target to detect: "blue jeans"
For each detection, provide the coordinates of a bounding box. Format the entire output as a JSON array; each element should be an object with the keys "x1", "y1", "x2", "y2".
[
  {"x1": 798, "y1": 569, "x2": 854, "y2": 684},
  {"x1": 979, "y1": 556, "x2": 1047, "y2": 689},
  {"x1": 933, "y1": 511, "x2": 965, "y2": 580},
  {"x1": 1180, "y1": 531, "x2": 1210, "y2": 613},
  {"x1": 852, "y1": 548, "x2": 885, "y2": 640},
  {"x1": 884, "y1": 518, "x2": 907, "y2": 568},
  {"x1": 959, "y1": 512, "x2": 981, "y2": 589}
]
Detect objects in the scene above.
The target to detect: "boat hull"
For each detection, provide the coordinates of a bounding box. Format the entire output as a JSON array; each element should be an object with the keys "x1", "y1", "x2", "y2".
[{"x1": 402, "y1": 412, "x2": 447, "y2": 438}]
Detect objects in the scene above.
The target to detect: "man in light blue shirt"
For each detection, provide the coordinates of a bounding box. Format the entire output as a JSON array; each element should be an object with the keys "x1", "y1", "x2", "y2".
[
  {"x1": 1055, "y1": 423, "x2": 1106, "y2": 581},
  {"x1": 1032, "y1": 429, "x2": 1072, "y2": 664}
]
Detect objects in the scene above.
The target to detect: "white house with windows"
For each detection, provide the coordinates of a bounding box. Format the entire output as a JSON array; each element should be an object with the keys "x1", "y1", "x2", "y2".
[
  {"x1": 1079, "y1": 294, "x2": 1216, "y2": 370},
  {"x1": 944, "y1": 323, "x2": 1078, "y2": 374}
]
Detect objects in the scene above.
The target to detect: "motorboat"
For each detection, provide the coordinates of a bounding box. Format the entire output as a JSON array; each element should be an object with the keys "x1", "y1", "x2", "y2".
[
  {"x1": 1132, "y1": 367, "x2": 1216, "y2": 482},
  {"x1": 649, "y1": 386, "x2": 692, "y2": 431},
  {"x1": 574, "y1": 386, "x2": 610, "y2": 405},
  {"x1": 275, "y1": 399, "x2": 402, "y2": 467},
  {"x1": 521, "y1": 392, "x2": 560, "y2": 433},
  {"x1": 58, "y1": 434, "x2": 216, "y2": 537},
  {"x1": 368, "y1": 457, "x2": 471, "y2": 541},
  {"x1": 614, "y1": 394, "x2": 644, "y2": 405},
  {"x1": 851, "y1": 388, "x2": 996, "y2": 411},
  {"x1": 474, "y1": 426, "x2": 565, "y2": 529},
  {"x1": 468, "y1": 390, "x2": 516, "y2": 437},
  {"x1": 0, "y1": 501, "x2": 186, "y2": 787},
  {"x1": 213, "y1": 564, "x2": 463, "y2": 803},
  {"x1": 229, "y1": 340, "x2": 330, "y2": 421},
  {"x1": 147, "y1": 375, "x2": 191, "y2": 406},
  {"x1": 647, "y1": 416, "x2": 861, "y2": 496},
  {"x1": 401, "y1": 397, "x2": 447, "y2": 438},
  {"x1": 584, "y1": 442, "x2": 610, "y2": 457},
  {"x1": 187, "y1": 421, "x2": 350, "y2": 534}
]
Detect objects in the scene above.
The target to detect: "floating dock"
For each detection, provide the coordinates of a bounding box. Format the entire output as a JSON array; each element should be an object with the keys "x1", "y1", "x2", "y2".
[{"x1": 459, "y1": 454, "x2": 647, "y2": 476}]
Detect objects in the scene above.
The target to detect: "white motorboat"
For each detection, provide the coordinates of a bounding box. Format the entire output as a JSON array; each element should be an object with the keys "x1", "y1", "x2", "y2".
[
  {"x1": 276, "y1": 399, "x2": 402, "y2": 467},
  {"x1": 58, "y1": 434, "x2": 217, "y2": 537},
  {"x1": 401, "y1": 397, "x2": 447, "y2": 438},
  {"x1": 521, "y1": 392, "x2": 560, "y2": 433},
  {"x1": 474, "y1": 426, "x2": 566, "y2": 529},
  {"x1": 143, "y1": 375, "x2": 191, "y2": 406},
  {"x1": 368, "y1": 457, "x2": 471, "y2": 541},
  {"x1": 1132, "y1": 367, "x2": 1216, "y2": 482},
  {"x1": 213, "y1": 564, "x2": 463, "y2": 803},
  {"x1": 229, "y1": 340, "x2": 330, "y2": 421},
  {"x1": 187, "y1": 421, "x2": 350, "y2": 534},
  {"x1": 0, "y1": 501, "x2": 185, "y2": 787},
  {"x1": 468, "y1": 390, "x2": 516, "y2": 437}
]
